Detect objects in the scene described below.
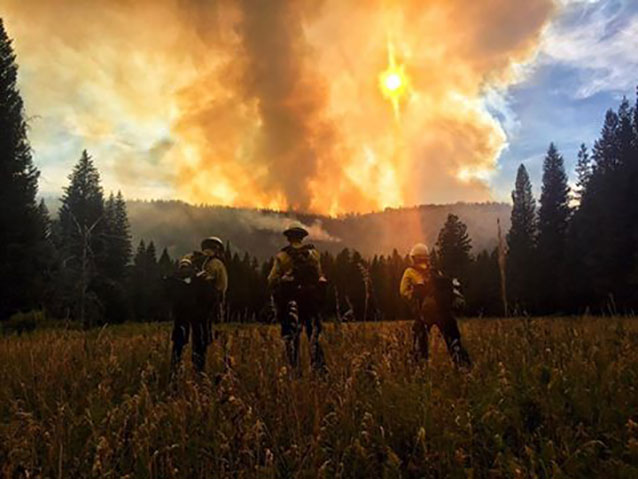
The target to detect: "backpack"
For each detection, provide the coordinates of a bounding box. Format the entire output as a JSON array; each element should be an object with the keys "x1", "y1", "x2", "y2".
[
  {"x1": 282, "y1": 244, "x2": 320, "y2": 286},
  {"x1": 189, "y1": 250, "x2": 218, "y2": 275},
  {"x1": 429, "y1": 272, "x2": 464, "y2": 311},
  {"x1": 431, "y1": 273, "x2": 454, "y2": 309},
  {"x1": 189, "y1": 251, "x2": 206, "y2": 271}
]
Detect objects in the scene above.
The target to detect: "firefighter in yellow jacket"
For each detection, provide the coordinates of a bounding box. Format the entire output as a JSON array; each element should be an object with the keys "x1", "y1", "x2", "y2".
[
  {"x1": 400, "y1": 243, "x2": 471, "y2": 368},
  {"x1": 169, "y1": 236, "x2": 228, "y2": 373},
  {"x1": 268, "y1": 225, "x2": 327, "y2": 373}
]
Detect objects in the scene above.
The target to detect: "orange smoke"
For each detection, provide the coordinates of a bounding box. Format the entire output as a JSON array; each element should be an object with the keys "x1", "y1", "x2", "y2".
[{"x1": 3, "y1": 0, "x2": 555, "y2": 214}]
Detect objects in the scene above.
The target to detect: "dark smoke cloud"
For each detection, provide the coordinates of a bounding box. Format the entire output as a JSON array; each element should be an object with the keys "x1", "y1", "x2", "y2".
[{"x1": 238, "y1": 0, "x2": 333, "y2": 210}]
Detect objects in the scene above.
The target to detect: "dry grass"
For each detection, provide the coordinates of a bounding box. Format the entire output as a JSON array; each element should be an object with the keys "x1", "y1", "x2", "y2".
[{"x1": 1, "y1": 317, "x2": 638, "y2": 478}]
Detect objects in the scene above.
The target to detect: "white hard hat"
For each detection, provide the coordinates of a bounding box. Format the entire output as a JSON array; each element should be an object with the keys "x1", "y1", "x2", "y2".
[
  {"x1": 201, "y1": 236, "x2": 224, "y2": 251},
  {"x1": 410, "y1": 243, "x2": 429, "y2": 258}
]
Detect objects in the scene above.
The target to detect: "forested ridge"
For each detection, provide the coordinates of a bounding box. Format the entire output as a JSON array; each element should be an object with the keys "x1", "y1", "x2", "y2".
[{"x1": 42, "y1": 199, "x2": 509, "y2": 260}]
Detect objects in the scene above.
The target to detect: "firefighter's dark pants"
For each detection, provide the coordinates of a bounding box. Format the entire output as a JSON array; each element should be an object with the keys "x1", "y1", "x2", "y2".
[
  {"x1": 274, "y1": 283, "x2": 326, "y2": 373},
  {"x1": 412, "y1": 305, "x2": 471, "y2": 368},
  {"x1": 172, "y1": 314, "x2": 212, "y2": 373},
  {"x1": 167, "y1": 277, "x2": 216, "y2": 373}
]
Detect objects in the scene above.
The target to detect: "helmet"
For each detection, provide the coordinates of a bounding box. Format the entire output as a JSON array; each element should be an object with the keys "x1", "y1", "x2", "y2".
[
  {"x1": 409, "y1": 243, "x2": 429, "y2": 262},
  {"x1": 201, "y1": 236, "x2": 224, "y2": 252},
  {"x1": 283, "y1": 224, "x2": 308, "y2": 240}
]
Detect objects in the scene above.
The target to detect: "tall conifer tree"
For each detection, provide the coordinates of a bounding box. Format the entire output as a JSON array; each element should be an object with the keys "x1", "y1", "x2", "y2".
[
  {"x1": 56, "y1": 150, "x2": 106, "y2": 323},
  {"x1": 571, "y1": 97, "x2": 638, "y2": 310},
  {"x1": 60, "y1": 150, "x2": 106, "y2": 246},
  {"x1": 0, "y1": 20, "x2": 45, "y2": 318},
  {"x1": 537, "y1": 143, "x2": 570, "y2": 311},
  {"x1": 103, "y1": 191, "x2": 132, "y2": 280},
  {"x1": 435, "y1": 214, "x2": 472, "y2": 282},
  {"x1": 506, "y1": 164, "x2": 537, "y2": 312},
  {"x1": 574, "y1": 144, "x2": 591, "y2": 203},
  {"x1": 158, "y1": 247, "x2": 174, "y2": 277}
]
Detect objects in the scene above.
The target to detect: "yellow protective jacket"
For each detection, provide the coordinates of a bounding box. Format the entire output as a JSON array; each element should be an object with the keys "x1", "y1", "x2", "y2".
[
  {"x1": 399, "y1": 265, "x2": 430, "y2": 302},
  {"x1": 267, "y1": 243, "x2": 324, "y2": 287},
  {"x1": 180, "y1": 252, "x2": 228, "y2": 298}
]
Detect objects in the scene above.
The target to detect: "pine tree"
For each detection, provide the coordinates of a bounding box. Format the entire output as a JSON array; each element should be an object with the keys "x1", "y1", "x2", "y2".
[
  {"x1": 130, "y1": 240, "x2": 149, "y2": 320},
  {"x1": 58, "y1": 150, "x2": 105, "y2": 259},
  {"x1": 37, "y1": 199, "x2": 51, "y2": 238},
  {"x1": 158, "y1": 247, "x2": 174, "y2": 277},
  {"x1": 465, "y1": 249, "x2": 501, "y2": 316},
  {"x1": 128, "y1": 240, "x2": 168, "y2": 321},
  {"x1": 103, "y1": 193, "x2": 116, "y2": 273},
  {"x1": 55, "y1": 150, "x2": 107, "y2": 324},
  {"x1": 592, "y1": 109, "x2": 619, "y2": 174},
  {"x1": 569, "y1": 96, "x2": 638, "y2": 310},
  {"x1": 435, "y1": 214, "x2": 472, "y2": 282},
  {"x1": 0, "y1": 20, "x2": 44, "y2": 319},
  {"x1": 631, "y1": 89, "x2": 638, "y2": 306},
  {"x1": 506, "y1": 164, "x2": 537, "y2": 312},
  {"x1": 145, "y1": 241, "x2": 159, "y2": 279},
  {"x1": 574, "y1": 144, "x2": 591, "y2": 203},
  {"x1": 156, "y1": 247, "x2": 175, "y2": 321},
  {"x1": 537, "y1": 143, "x2": 570, "y2": 311},
  {"x1": 616, "y1": 96, "x2": 638, "y2": 308},
  {"x1": 617, "y1": 98, "x2": 634, "y2": 161},
  {"x1": 133, "y1": 240, "x2": 147, "y2": 269},
  {"x1": 348, "y1": 250, "x2": 370, "y2": 321}
]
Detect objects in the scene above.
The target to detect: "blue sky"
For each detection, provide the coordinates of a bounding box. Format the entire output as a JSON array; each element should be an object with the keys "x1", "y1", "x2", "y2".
[{"x1": 489, "y1": 0, "x2": 638, "y2": 200}]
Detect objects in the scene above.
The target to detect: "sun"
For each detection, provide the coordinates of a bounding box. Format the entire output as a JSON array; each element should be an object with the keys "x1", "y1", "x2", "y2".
[
  {"x1": 378, "y1": 42, "x2": 410, "y2": 119},
  {"x1": 384, "y1": 72, "x2": 402, "y2": 91}
]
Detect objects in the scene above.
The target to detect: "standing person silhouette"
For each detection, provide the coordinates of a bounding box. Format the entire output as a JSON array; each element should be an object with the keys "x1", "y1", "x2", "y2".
[
  {"x1": 268, "y1": 225, "x2": 327, "y2": 374},
  {"x1": 400, "y1": 243, "x2": 471, "y2": 369}
]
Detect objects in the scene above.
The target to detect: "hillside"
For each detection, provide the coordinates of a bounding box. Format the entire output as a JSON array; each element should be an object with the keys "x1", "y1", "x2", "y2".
[{"x1": 125, "y1": 201, "x2": 511, "y2": 259}]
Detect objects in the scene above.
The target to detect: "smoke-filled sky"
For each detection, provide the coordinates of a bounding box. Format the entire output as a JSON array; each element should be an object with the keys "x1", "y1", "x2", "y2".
[{"x1": 3, "y1": 0, "x2": 638, "y2": 214}]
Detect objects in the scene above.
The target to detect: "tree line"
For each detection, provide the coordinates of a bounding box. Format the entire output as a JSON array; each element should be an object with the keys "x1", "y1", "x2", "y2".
[
  {"x1": 1, "y1": 19, "x2": 637, "y2": 325},
  {"x1": 507, "y1": 96, "x2": 638, "y2": 315}
]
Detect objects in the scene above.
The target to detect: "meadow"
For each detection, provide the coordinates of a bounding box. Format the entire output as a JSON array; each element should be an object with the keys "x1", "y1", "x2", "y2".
[{"x1": 1, "y1": 317, "x2": 637, "y2": 478}]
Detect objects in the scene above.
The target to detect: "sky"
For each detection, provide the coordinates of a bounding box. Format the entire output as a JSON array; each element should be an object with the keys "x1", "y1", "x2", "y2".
[
  {"x1": 491, "y1": 0, "x2": 638, "y2": 199},
  {"x1": 3, "y1": 0, "x2": 638, "y2": 213}
]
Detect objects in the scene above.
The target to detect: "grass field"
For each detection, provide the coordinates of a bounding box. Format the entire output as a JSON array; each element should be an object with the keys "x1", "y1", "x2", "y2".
[{"x1": 1, "y1": 317, "x2": 638, "y2": 478}]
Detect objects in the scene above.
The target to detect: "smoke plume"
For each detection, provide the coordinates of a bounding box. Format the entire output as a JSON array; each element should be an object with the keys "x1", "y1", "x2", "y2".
[
  {"x1": 4, "y1": 0, "x2": 555, "y2": 213},
  {"x1": 237, "y1": 212, "x2": 340, "y2": 243}
]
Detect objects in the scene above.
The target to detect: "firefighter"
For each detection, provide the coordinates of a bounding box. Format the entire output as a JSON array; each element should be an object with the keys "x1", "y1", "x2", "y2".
[
  {"x1": 400, "y1": 243, "x2": 471, "y2": 368},
  {"x1": 268, "y1": 225, "x2": 327, "y2": 373},
  {"x1": 168, "y1": 236, "x2": 228, "y2": 373}
]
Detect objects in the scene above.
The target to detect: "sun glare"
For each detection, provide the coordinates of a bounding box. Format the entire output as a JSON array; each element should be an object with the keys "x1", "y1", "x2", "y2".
[
  {"x1": 379, "y1": 42, "x2": 410, "y2": 119},
  {"x1": 385, "y1": 73, "x2": 402, "y2": 91}
]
